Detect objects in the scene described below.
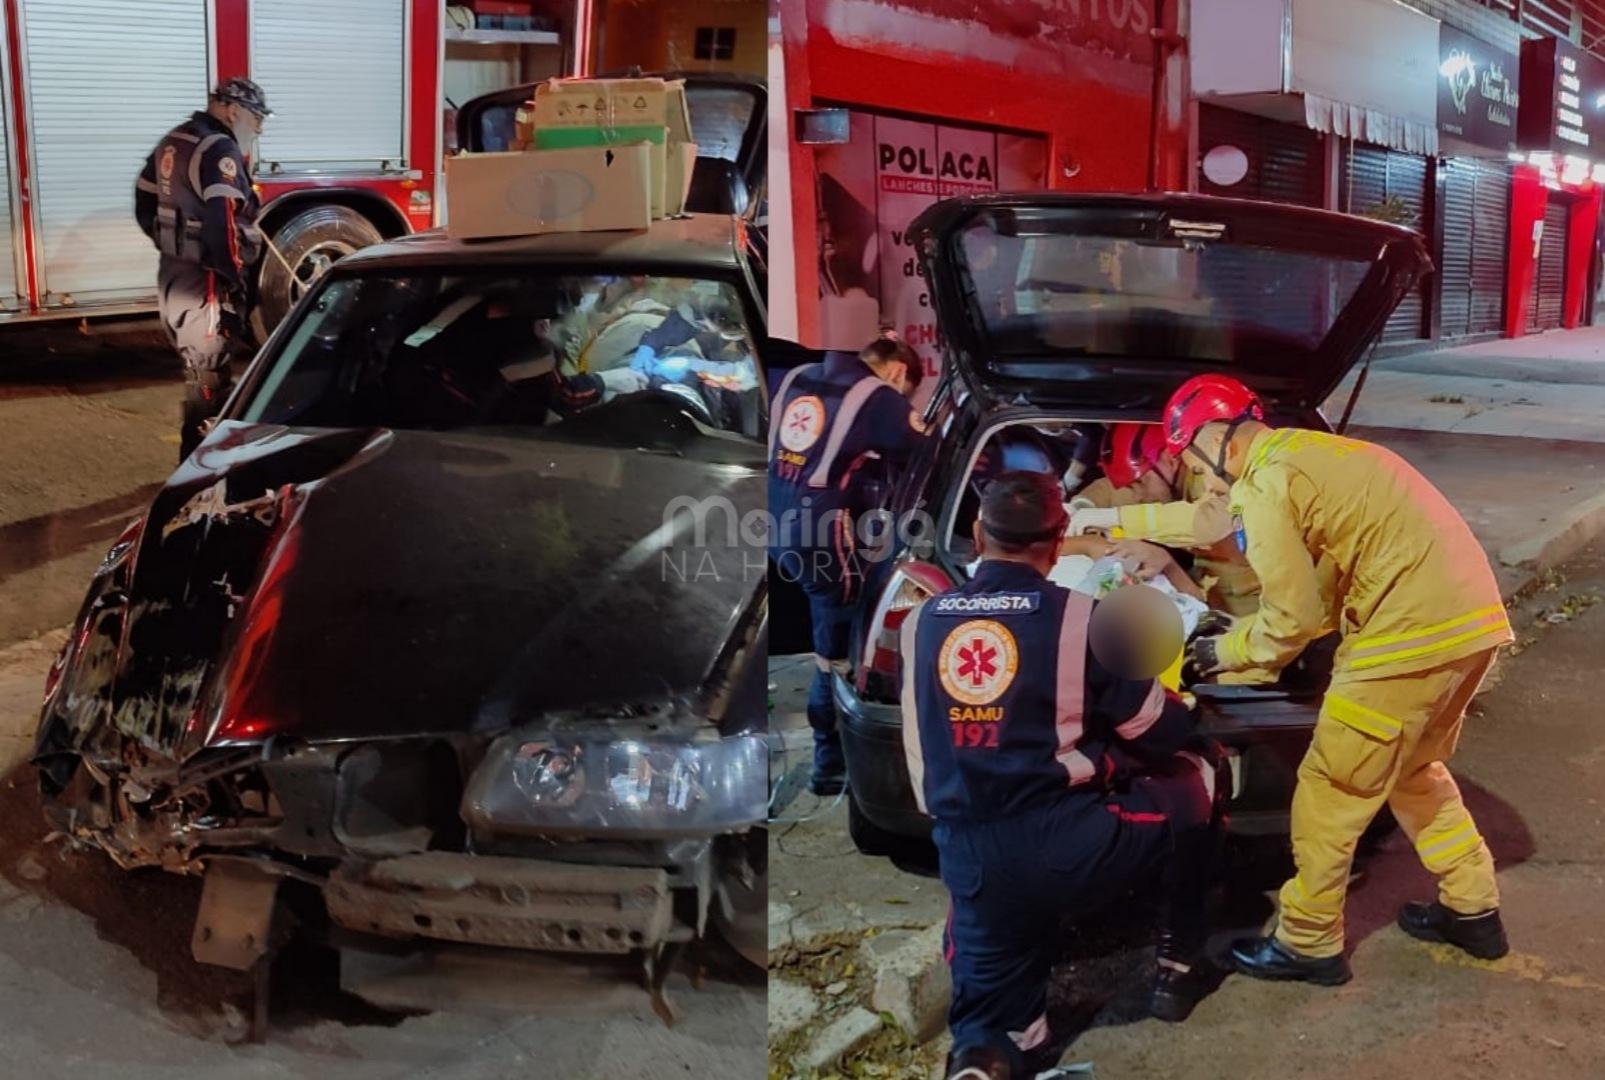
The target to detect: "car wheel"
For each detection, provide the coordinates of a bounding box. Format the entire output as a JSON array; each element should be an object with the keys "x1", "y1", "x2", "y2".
[{"x1": 252, "y1": 205, "x2": 384, "y2": 338}]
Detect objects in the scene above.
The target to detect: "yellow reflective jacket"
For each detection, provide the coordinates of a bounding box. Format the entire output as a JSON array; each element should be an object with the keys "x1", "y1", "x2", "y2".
[
  {"x1": 1077, "y1": 477, "x2": 1233, "y2": 548},
  {"x1": 1216, "y1": 428, "x2": 1512, "y2": 682}
]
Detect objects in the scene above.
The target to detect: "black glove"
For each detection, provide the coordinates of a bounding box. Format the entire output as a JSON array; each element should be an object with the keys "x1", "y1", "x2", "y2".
[
  {"x1": 1183, "y1": 634, "x2": 1225, "y2": 684},
  {"x1": 1193, "y1": 610, "x2": 1233, "y2": 640}
]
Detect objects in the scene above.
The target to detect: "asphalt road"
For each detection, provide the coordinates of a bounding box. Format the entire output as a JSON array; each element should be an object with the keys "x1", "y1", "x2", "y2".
[
  {"x1": 0, "y1": 325, "x2": 765, "y2": 1079},
  {"x1": 769, "y1": 540, "x2": 1605, "y2": 1080}
]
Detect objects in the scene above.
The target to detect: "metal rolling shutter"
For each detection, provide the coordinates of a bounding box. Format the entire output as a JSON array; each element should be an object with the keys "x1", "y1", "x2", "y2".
[
  {"x1": 1468, "y1": 162, "x2": 1509, "y2": 335},
  {"x1": 1439, "y1": 161, "x2": 1475, "y2": 340},
  {"x1": 1532, "y1": 199, "x2": 1568, "y2": 332},
  {"x1": 252, "y1": 0, "x2": 406, "y2": 170},
  {"x1": 1347, "y1": 143, "x2": 1427, "y2": 344},
  {"x1": 20, "y1": 0, "x2": 208, "y2": 304},
  {"x1": 1198, "y1": 105, "x2": 1321, "y2": 207},
  {"x1": 0, "y1": 13, "x2": 18, "y2": 311}
]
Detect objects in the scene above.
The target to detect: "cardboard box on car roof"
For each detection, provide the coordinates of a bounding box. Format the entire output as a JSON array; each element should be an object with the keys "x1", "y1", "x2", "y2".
[{"x1": 446, "y1": 76, "x2": 697, "y2": 240}]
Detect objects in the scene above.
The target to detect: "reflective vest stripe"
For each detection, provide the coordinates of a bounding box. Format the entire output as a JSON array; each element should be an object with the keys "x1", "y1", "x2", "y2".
[
  {"x1": 1350, "y1": 604, "x2": 1507, "y2": 652},
  {"x1": 1114, "y1": 681, "x2": 1167, "y2": 741},
  {"x1": 190, "y1": 133, "x2": 229, "y2": 201},
  {"x1": 1054, "y1": 591, "x2": 1096, "y2": 786},
  {"x1": 1346, "y1": 607, "x2": 1510, "y2": 671},
  {"x1": 767, "y1": 363, "x2": 812, "y2": 457},
  {"x1": 806, "y1": 376, "x2": 883, "y2": 489},
  {"x1": 202, "y1": 183, "x2": 245, "y2": 201},
  {"x1": 900, "y1": 602, "x2": 928, "y2": 814},
  {"x1": 168, "y1": 129, "x2": 200, "y2": 143},
  {"x1": 136, "y1": 177, "x2": 159, "y2": 194}
]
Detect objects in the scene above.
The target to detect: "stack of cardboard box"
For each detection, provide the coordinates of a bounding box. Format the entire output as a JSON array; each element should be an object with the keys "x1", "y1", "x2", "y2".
[{"x1": 445, "y1": 77, "x2": 697, "y2": 240}]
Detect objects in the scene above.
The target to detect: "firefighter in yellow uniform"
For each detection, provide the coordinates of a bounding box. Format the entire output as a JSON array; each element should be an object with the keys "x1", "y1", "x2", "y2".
[
  {"x1": 1066, "y1": 423, "x2": 1336, "y2": 683},
  {"x1": 1163, "y1": 375, "x2": 1512, "y2": 985},
  {"x1": 1069, "y1": 424, "x2": 1250, "y2": 605}
]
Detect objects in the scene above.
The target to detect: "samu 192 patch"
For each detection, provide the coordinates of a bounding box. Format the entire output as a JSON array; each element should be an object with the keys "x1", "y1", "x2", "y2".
[
  {"x1": 938, "y1": 619, "x2": 1018, "y2": 706},
  {"x1": 219, "y1": 156, "x2": 239, "y2": 179}
]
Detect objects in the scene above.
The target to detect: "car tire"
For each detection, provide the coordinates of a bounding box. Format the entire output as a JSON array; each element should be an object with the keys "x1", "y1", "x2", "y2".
[{"x1": 252, "y1": 205, "x2": 384, "y2": 338}]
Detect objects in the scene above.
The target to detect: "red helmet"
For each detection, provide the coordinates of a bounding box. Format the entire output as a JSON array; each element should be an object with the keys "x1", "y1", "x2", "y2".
[
  {"x1": 1161, "y1": 374, "x2": 1264, "y2": 455},
  {"x1": 1101, "y1": 423, "x2": 1165, "y2": 488}
]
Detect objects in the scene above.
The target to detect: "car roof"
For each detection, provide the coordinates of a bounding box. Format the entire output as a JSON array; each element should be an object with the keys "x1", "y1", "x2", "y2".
[{"x1": 336, "y1": 213, "x2": 745, "y2": 275}]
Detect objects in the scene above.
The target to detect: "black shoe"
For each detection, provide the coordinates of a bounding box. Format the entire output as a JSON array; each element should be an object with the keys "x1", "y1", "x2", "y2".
[
  {"x1": 1228, "y1": 936, "x2": 1352, "y2": 985},
  {"x1": 1150, "y1": 929, "x2": 1213, "y2": 1022},
  {"x1": 1151, "y1": 960, "x2": 1214, "y2": 1022},
  {"x1": 945, "y1": 1045, "x2": 1013, "y2": 1080},
  {"x1": 809, "y1": 772, "x2": 846, "y2": 797},
  {"x1": 1398, "y1": 901, "x2": 1509, "y2": 960}
]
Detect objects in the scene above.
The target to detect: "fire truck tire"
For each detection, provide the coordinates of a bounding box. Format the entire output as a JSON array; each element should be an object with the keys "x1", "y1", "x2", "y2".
[{"x1": 252, "y1": 205, "x2": 384, "y2": 338}]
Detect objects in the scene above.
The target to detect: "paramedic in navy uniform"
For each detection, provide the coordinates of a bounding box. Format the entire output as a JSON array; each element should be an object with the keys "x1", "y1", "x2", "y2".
[
  {"x1": 901, "y1": 471, "x2": 1226, "y2": 1080},
  {"x1": 769, "y1": 337, "x2": 926, "y2": 794}
]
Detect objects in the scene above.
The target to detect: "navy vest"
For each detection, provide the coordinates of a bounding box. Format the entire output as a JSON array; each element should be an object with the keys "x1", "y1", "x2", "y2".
[{"x1": 901, "y1": 559, "x2": 1105, "y2": 823}]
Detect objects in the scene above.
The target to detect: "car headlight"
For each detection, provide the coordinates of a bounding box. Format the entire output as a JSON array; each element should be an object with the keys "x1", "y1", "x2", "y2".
[{"x1": 462, "y1": 726, "x2": 767, "y2": 839}]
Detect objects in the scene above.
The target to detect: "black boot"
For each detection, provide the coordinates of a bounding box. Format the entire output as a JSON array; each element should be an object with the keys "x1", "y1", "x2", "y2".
[
  {"x1": 1229, "y1": 936, "x2": 1352, "y2": 985},
  {"x1": 945, "y1": 1045, "x2": 1013, "y2": 1080},
  {"x1": 1398, "y1": 901, "x2": 1508, "y2": 960},
  {"x1": 1149, "y1": 929, "x2": 1212, "y2": 1022}
]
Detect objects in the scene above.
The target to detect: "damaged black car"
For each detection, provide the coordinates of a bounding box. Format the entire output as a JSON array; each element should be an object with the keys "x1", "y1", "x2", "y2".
[{"x1": 32, "y1": 214, "x2": 769, "y2": 1025}]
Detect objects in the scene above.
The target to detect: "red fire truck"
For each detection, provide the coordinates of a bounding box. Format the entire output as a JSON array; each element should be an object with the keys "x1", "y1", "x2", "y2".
[
  {"x1": 769, "y1": 0, "x2": 1188, "y2": 402},
  {"x1": 0, "y1": 0, "x2": 590, "y2": 329}
]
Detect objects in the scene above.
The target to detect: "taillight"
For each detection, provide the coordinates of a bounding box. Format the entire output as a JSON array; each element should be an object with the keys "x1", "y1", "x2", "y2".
[{"x1": 856, "y1": 561, "x2": 953, "y2": 695}]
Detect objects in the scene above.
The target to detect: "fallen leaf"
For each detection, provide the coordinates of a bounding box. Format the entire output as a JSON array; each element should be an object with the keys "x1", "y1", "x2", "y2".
[{"x1": 883, "y1": 897, "x2": 909, "y2": 905}]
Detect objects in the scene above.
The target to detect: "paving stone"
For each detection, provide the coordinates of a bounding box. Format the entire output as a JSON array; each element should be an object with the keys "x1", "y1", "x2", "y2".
[
  {"x1": 864, "y1": 922, "x2": 951, "y2": 1043},
  {"x1": 768, "y1": 978, "x2": 819, "y2": 1042},
  {"x1": 799, "y1": 1006, "x2": 882, "y2": 1070}
]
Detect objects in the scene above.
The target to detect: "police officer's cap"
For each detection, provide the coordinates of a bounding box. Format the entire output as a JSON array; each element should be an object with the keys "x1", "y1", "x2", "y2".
[
  {"x1": 213, "y1": 77, "x2": 273, "y2": 119},
  {"x1": 980, "y1": 471, "x2": 1069, "y2": 546}
]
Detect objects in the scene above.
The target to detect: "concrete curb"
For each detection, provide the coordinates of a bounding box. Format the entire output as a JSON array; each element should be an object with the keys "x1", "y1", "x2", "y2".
[{"x1": 1498, "y1": 491, "x2": 1605, "y2": 591}]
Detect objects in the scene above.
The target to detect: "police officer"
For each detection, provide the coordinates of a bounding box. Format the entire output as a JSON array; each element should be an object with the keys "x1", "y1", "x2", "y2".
[
  {"x1": 769, "y1": 337, "x2": 925, "y2": 794},
  {"x1": 135, "y1": 78, "x2": 271, "y2": 459},
  {"x1": 902, "y1": 472, "x2": 1226, "y2": 1080}
]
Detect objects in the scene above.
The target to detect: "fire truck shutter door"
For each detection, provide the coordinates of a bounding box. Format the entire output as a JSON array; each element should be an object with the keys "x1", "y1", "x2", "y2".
[
  {"x1": 0, "y1": 0, "x2": 18, "y2": 310},
  {"x1": 252, "y1": 0, "x2": 406, "y2": 170},
  {"x1": 21, "y1": 0, "x2": 208, "y2": 304}
]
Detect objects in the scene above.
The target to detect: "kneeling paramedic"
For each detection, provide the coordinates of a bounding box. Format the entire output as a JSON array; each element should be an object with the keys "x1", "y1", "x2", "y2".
[
  {"x1": 1163, "y1": 374, "x2": 1513, "y2": 985},
  {"x1": 902, "y1": 471, "x2": 1227, "y2": 1080},
  {"x1": 135, "y1": 77, "x2": 271, "y2": 459},
  {"x1": 770, "y1": 337, "x2": 926, "y2": 795}
]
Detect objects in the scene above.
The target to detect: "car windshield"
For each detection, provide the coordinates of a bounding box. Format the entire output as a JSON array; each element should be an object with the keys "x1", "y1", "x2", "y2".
[
  {"x1": 958, "y1": 223, "x2": 1374, "y2": 377},
  {"x1": 239, "y1": 271, "x2": 763, "y2": 439}
]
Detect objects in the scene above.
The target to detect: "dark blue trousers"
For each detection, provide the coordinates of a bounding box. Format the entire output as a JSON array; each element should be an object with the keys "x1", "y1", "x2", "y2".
[{"x1": 936, "y1": 761, "x2": 1216, "y2": 1075}]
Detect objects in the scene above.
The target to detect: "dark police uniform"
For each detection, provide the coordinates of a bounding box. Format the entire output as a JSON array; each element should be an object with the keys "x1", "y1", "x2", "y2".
[
  {"x1": 135, "y1": 110, "x2": 263, "y2": 458},
  {"x1": 769, "y1": 349, "x2": 926, "y2": 781},
  {"x1": 902, "y1": 559, "x2": 1219, "y2": 1074}
]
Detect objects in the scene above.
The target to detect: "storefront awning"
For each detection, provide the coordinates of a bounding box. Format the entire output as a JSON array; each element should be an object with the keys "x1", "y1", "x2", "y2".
[{"x1": 1194, "y1": 0, "x2": 1440, "y2": 156}]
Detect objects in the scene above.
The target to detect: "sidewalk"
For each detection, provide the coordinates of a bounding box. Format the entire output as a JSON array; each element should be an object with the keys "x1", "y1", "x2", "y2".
[
  {"x1": 1330, "y1": 326, "x2": 1605, "y2": 443},
  {"x1": 1324, "y1": 327, "x2": 1605, "y2": 596}
]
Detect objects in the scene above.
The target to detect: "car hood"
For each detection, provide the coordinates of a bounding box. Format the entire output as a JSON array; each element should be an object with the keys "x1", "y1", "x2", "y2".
[
  {"x1": 129, "y1": 420, "x2": 763, "y2": 752},
  {"x1": 909, "y1": 192, "x2": 1433, "y2": 412}
]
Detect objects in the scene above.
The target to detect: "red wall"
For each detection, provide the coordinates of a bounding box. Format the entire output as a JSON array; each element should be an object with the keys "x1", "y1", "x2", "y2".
[
  {"x1": 779, "y1": 0, "x2": 1161, "y2": 347},
  {"x1": 1564, "y1": 185, "x2": 1602, "y2": 328},
  {"x1": 1504, "y1": 165, "x2": 1602, "y2": 335},
  {"x1": 1505, "y1": 165, "x2": 1545, "y2": 338}
]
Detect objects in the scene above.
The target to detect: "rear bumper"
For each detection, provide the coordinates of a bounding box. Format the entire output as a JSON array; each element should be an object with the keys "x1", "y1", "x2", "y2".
[
  {"x1": 833, "y1": 672, "x2": 931, "y2": 841},
  {"x1": 834, "y1": 672, "x2": 1318, "y2": 840}
]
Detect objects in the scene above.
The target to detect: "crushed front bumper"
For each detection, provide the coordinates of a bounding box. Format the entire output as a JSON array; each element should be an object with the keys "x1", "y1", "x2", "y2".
[{"x1": 324, "y1": 852, "x2": 675, "y2": 954}]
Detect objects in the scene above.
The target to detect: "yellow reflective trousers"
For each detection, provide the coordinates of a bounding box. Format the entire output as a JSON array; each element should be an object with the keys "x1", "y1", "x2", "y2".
[{"x1": 1276, "y1": 649, "x2": 1501, "y2": 957}]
